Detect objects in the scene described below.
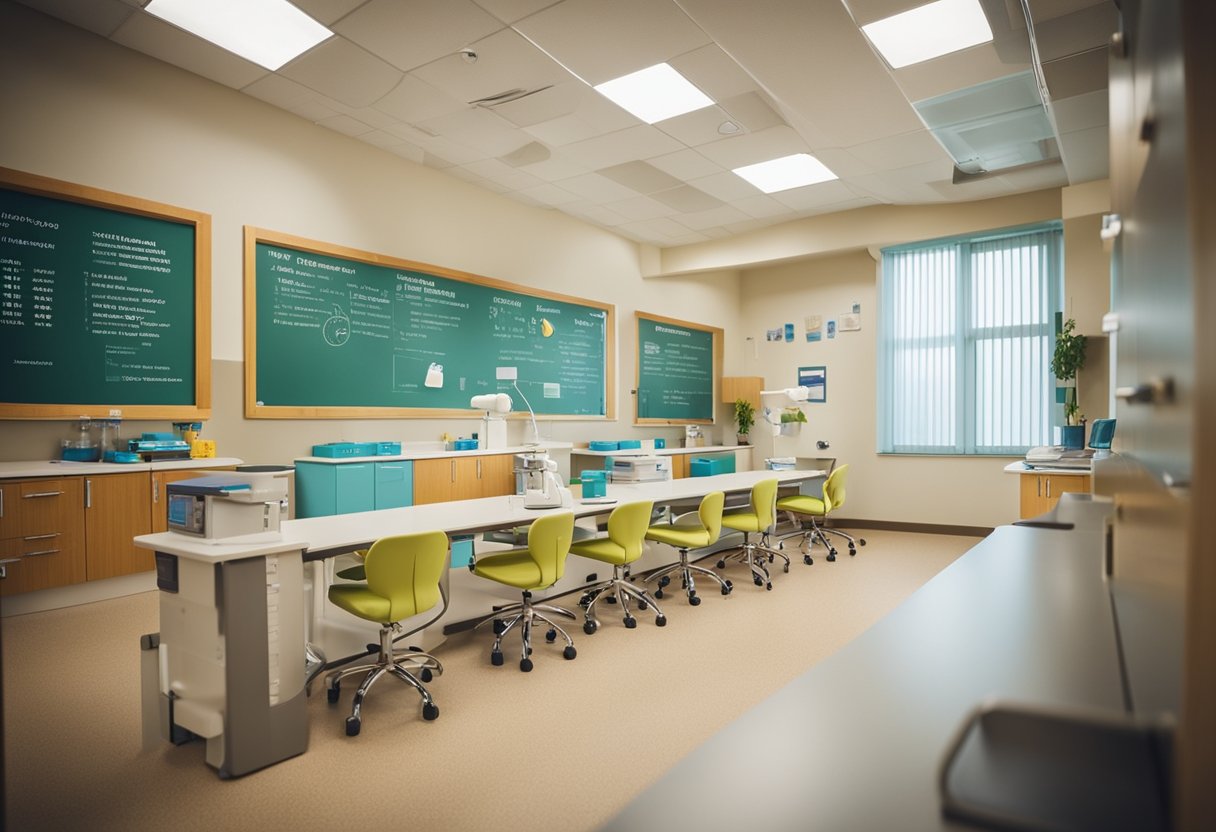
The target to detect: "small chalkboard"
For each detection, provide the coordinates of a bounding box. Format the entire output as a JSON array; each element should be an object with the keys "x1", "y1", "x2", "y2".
[
  {"x1": 635, "y1": 312, "x2": 721, "y2": 424},
  {"x1": 0, "y1": 168, "x2": 211, "y2": 419}
]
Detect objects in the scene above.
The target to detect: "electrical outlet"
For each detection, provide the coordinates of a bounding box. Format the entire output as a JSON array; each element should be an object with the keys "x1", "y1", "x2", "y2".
[
  {"x1": 109, "y1": 408, "x2": 122, "y2": 417},
  {"x1": 496, "y1": 366, "x2": 517, "y2": 381}
]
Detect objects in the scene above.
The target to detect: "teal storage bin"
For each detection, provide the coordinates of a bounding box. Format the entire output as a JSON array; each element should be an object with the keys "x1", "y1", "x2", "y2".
[
  {"x1": 617, "y1": 440, "x2": 642, "y2": 450},
  {"x1": 589, "y1": 440, "x2": 619, "y2": 451},
  {"x1": 654, "y1": 438, "x2": 666, "y2": 449},
  {"x1": 689, "y1": 455, "x2": 736, "y2": 477},
  {"x1": 580, "y1": 470, "x2": 608, "y2": 498},
  {"x1": 451, "y1": 536, "x2": 474, "y2": 569}
]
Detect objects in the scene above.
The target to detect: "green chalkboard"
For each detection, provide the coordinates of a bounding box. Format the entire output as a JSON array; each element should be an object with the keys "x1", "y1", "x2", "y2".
[
  {"x1": 246, "y1": 229, "x2": 615, "y2": 419},
  {"x1": 0, "y1": 169, "x2": 211, "y2": 419},
  {"x1": 635, "y1": 313, "x2": 721, "y2": 424}
]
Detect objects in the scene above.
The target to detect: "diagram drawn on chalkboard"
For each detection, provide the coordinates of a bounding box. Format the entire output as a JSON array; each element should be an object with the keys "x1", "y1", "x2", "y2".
[{"x1": 322, "y1": 304, "x2": 350, "y2": 346}]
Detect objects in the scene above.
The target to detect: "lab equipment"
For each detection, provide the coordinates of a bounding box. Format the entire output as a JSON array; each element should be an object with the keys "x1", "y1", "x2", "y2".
[
  {"x1": 61, "y1": 417, "x2": 100, "y2": 462},
  {"x1": 311, "y1": 441, "x2": 401, "y2": 458},
  {"x1": 470, "y1": 392, "x2": 512, "y2": 450},
  {"x1": 128, "y1": 432, "x2": 192, "y2": 461},
  {"x1": 683, "y1": 425, "x2": 706, "y2": 447},
  {"x1": 165, "y1": 472, "x2": 288, "y2": 540},
  {"x1": 519, "y1": 451, "x2": 572, "y2": 509},
  {"x1": 609, "y1": 455, "x2": 671, "y2": 482}
]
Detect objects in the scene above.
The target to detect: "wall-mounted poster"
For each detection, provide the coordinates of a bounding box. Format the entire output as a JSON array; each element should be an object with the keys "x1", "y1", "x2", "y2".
[{"x1": 798, "y1": 366, "x2": 827, "y2": 402}]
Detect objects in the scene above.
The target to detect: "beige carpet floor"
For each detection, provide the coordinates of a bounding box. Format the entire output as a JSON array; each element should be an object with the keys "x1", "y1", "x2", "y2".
[{"x1": 2, "y1": 529, "x2": 977, "y2": 832}]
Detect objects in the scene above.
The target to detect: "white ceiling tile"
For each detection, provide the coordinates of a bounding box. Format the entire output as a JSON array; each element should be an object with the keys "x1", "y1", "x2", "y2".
[
  {"x1": 462, "y1": 158, "x2": 546, "y2": 190},
  {"x1": 1052, "y1": 89, "x2": 1109, "y2": 134},
  {"x1": 770, "y1": 180, "x2": 859, "y2": 211},
  {"x1": 340, "y1": 106, "x2": 404, "y2": 130},
  {"x1": 1058, "y1": 125, "x2": 1110, "y2": 183},
  {"x1": 422, "y1": 151, "x2": 461, "y2": 169},
  {"x1": 517, "y1": 183, "x2": 580, "y2": 206},
  {"x1": 996, "y1": 161, "x2": 1071, "y2": 192},
  {"x1": 279, "y1": 36, "x2": 402, "y2": 108},
  {"x1": 488, "y1": 81, "x2": 584, "y2": 127},
  {"x1": 669, "y1": 44, "x2": 761, "y2": 102},
  {"x1": 514, "y1": 0, "x2": 712, "y2": 85},
  {"x1": 596, "y1": 161, "x2": 684, "y2": 194},
  {"x1": 412, "y1": 27, "x2": 572, "y2": 104},
  {"x1": 651, "y1": 186, "x2": 723, "y2": 213},
  {"x1": 603, "y1": 195, "x2": 676, "y2": 222},
  {"x1": 402, "y1": 133, "x2": 490, "y2": 165},
  {"x1": 893, "y1": 44, "x2": 1031, "y2": 104},
  {"x1": 515, "y1": 154, "x2": 588, "y2": 181},
  {"x1": 731, "y1": 194, "x2": 792, "y2": 218},
  {"x1": 523, "y1": 113, "x2": 602, "y2": 146},
  {"x1": 561, "y1": 125, "x2": 684, "y2": 169},
  {"x1": 646, "y1": 149, "x2": 723, "y2": 181},
  {"x1": 561, "y1": 201, "x2": 632, "y2": 226},
  {"x1": 361, "y1": 129, "x2": 413, "y2": 149},
  {"x1": 383, "y1": 141, "x2": 425, "y2": 164},
  {"x1": 722, "y1": 218, "x2": 771, "y2": 236},
  {"x1": 472, "y1": 0, "x2": 563, "y2": 24},
  {"x1": 292, "y1": 0, "x2": 366, "y2": 26},
  {"x1": 845, "y1": 129, "x2": 949, "y2": 170},
  {"x1": 333, "y1": 0, "x2": 503, "y2": 73},
  {"x1": 696, "y1": 125, "x2": 811, "y2": 169},
  {"x1": 552, "y1": 173, "x2": 641, "y2": 203},
  {"x1": 656, "y1": 105, "x2": 737, "y2": 147},
  {"x1": 20, "y1": 0, "x2": 134, "y2": 36},
  {"x1": 719, "y1": 92, "x2": 787, "y2": 133},
  {"x1": 671, "y1": 204, "x2": 750, "y2": 231},
  {"x1": 802, "y1": 147, "x2": 872, "y2": 179},
  {"x1": 110, "y1": 12, "x2": 268, "y2": 90},
  {"x1": 374, "y1": 76, "x2": 468, "y2": 123},
  {"x1": 687, "y1": 171, "x2": 762, "y2": 202},
  {"x1": 317, "y1": 114, "x2": 376, "y2": 137},
  {"x1": 242, "y1": 74, "x2": 345, "y2": 122},
  {"x1": 418, "y1": 107, "x2": 531, "y2": 156}
]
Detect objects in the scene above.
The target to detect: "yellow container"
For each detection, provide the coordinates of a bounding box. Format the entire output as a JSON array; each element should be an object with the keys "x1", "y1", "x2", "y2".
[{"x1": 190, "y1": 439, "x2": 216, "y2": 459}]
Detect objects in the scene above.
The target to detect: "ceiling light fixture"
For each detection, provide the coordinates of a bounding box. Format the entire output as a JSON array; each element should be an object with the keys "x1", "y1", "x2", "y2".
[
  {"x1": 593, "y1": 63, "x2": 713, "y2": 124},
  {"x1": 144, "y1": 0, "x2": 332, "y2": 71},
  {"x1": 718, "y1": 120, "x2": 741, "y2": 135},
  {"x1": 732, "y1": 153, "x2": 838, "y2": 193},
  {"x1": 860, "y1": 0, "x2": 993, "y2": 69}
]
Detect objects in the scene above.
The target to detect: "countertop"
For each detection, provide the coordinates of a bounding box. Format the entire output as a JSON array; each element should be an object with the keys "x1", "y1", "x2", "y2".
[
  {"x1": 0, "y1": 457, "x2": 245, "y2": 479},
  {"x1": 294, "y1": 442, "x2": 572, "y2": 464}
]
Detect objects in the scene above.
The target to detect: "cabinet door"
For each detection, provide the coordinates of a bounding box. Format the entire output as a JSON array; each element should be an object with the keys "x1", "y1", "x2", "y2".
[
  {"x1": 670, "y1": 455, "x2": 688, "y2": 479},
  {"x1": 0, "y1": 482, "x2": 19, "y2": 539},
  {"x1": 413, "y1": 458, "x2": 454, "y2": 505},
  {"x1": 1019, "y1": 474, "x2": 1046, "y2": 519},
  {"x1": 335, "y1": 464, "x2": 375, "y2": 515},
  {"x1": 451, "y1": 457, "x2": 483, "y2": 502},
  {"x1": 479, "y1": 454, "x2": 515, "y2": 497},
  {"x1": 0, "y1": 478, "x2": 86, "y2": 596},
  {"x1": 1043, "y1": 474, "x2": 1091, "y2": 510},
  {"x1": 374, "y1": 462, "x2": 412, "y2": 510},
  {"x1": 84, "y1": 472, "x2": 153, "y2": 581},
  {"x1": 150, "y1": 467, "x2": 236, "y2": 532}
]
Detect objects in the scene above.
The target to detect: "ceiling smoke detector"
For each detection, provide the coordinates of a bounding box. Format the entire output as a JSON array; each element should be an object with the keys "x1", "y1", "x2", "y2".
[{"x1": 459, "y1": 49, "x2": 477, "y2": 64}]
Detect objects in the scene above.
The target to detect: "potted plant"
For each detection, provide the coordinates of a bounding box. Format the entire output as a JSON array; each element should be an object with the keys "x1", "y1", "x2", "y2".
[
  {"x1": 733, "y1": 398, "x2": 755, "y2": 444},
  {"x1": 1051, "y1": 317, "x2": 1088, "y2": 448}
]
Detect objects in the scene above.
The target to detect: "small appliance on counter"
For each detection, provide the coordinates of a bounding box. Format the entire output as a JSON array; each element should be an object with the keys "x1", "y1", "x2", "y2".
[
  {"x1": 61, "y1": 417, "x2": 100, "y2": 462},
  {"x1": 128, "y1": 432, "x2": 192, "y2": 461},
  {"x1": 311, "y1": 441, "x2": 402, "y2": 458},
  {"x1": 165, "y1": 472, "x2": 288, "y2": 540},
  {"x1": 517, "y1": 450, "x2": 572, "y2": 509},
  {"x1": 683, "y1": 425, "x2": 706, "y2": 448},
  {"x1": 609, "y1": 456, "x2": 671, "y2": 482}
]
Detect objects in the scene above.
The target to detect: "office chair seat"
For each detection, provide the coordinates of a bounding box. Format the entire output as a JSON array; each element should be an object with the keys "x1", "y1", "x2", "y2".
[
  {"x1": 468, "y1": 550, "x2": 544, "y2": 589},
  {"x1": 718, "y1": 478, "x2": 789, "y2": 590},
  {"x1": 776, "y1": 464, "x2": 865, "y2": 563},
  {"x1": 569, "y1": 500, "x2": 665, "y2": 633},
  {"x1": 644, "y1": 491, "x2": 731, "y2": 606}
]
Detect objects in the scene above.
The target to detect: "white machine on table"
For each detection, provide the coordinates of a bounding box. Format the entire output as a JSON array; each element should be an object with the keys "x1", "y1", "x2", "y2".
[
  {"x1": 517, "y1": 450, "x2": 572, "y2": 509},
  {"x1": 165, "y1": 472, "x2": 288, "y2": 540},
  {"x1": 470, "y1": 392, "x2": 512, "y2": 451}
]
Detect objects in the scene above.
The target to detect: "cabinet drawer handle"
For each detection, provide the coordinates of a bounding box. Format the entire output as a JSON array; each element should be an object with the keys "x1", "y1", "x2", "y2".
[
  {"x1": 24, "y1": 533, "x2": 60, "y2": 542},
  {"x1": 477, "y1": 459, "x2": 482, "y2": 478},
  {"x1": 1036, "y1": 478, "x2": 1041, "y2": 497},
  {"x1": 85, "y1": 479, "x2": 92, "y2": 509},
  {"x1": 1046, "y1": 478, "x2": 1051, "y2": 498},
  {"x1": 0, "y1": 557, "x2": 19, "y2": 565},
  {"x1": 23, "y1": 490, "x2": 64, "y2": 499},
  {"x1": 451, "y1": 460, "x2": 456, "y2": 483},
  {"x1": 25, "y1": 549, "x2": 60, "y2": 558}
]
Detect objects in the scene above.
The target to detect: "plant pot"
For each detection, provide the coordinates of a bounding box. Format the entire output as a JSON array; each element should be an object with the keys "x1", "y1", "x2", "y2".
[
  {"x1": 737, "y1": 434, "x2": 750, "y2": 445},
  {"x1": 1060, "y1": 424, "x2": 1085, "y2": 450}
]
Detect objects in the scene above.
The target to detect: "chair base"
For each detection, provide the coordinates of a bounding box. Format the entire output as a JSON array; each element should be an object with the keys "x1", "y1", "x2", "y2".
[
  {"x1": 646, "y1": 547, "x2": 733, "y2": 606},
  {"x1": 777, "y1": 515, "x2": 865, "y2": 563},
  {"x1": 474, "y1": 590, "x2": 578, "y2": 672},
  {"x1": 578, "y1": 564, "x2": 667, "y2": 633},
  {"x1": 324, "y1": 621, "x2": 442, "y2": 736},
  {"x1": 716, "y1": 531, "x2": 790, "y2": 590}
]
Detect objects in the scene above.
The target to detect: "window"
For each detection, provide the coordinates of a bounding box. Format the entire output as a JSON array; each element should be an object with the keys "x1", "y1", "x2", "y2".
[{"x1": 877, "y1": 222, "x2": 1062, "y2": 455}]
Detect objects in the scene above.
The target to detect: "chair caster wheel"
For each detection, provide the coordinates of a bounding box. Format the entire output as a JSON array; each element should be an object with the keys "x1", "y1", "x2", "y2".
[
  {"x1": 765, "y1": 582, "x2": 773, "y2": 591},
  {"x1": 491, "y1": 650, "x2": 504, "y2": 666},
  {"x1": 827, "y1": 552, "x2": 836, "y2": 562},
  {"x1": 422, "y1": 703, "x2": 439, "y2": 721},
  {"x1": 753, "y1": 575, "x2": 763, "y2": 586},
  {"x1": 624, "y1": 617, "x2": 637, "y2": 629},
  {"x1": 804, "y1": 555, "x2": 814, "y2": 565},
  {"x1": 605, "y1": 595, "x2": 617, "y2": 605},
  {"x1": 420, "y1": 667, "x2": 433, "y2": 683},
  {"x1": 783, "y1": 564, "x2": 790, "y2": 573},
  {"x1": 637, "y1": 600, "x2": 648, "y2": 611},
  {"x1": 722, "y1": 580, "x2": 733, "y2": 595},
  {"x1": 563, "y1": 646, "x2": 577, "y2": 660},
  {"x1": 656, "y1": 615, "x2": 667, "y2": 627},
  {"x1": 327, "y1": 684, "x2": 340, "y2": 704},
  {"x1": 658, "y1": 576, "x2": 671, "y2": 588},
  {"x1": 859, "y1": 539, "x2": 867, "y2": 546},
  {"x1": 689, "y1": 595, "x2": 702, "y2": 606},
  {"x1": 849, "y1": 546, "x2": 857, "y2": 556},
  {"x1": 492, "y1": 620, "x2": 506, "y2": 636},
  {"x1": 583, "y1": 620, "x2": 598, "y2": 635},
  {"x1": 345, "y1": 716, "x2": 361, "y2": 737},
  {"x1": 520, "y1": 658, "x2": 534, "y2": 672},
  {"x1": 545, "y1": 629, "x2": 557, "y2": 643},
  {"x1": 716, "y1": 560, "x2": 726, "y2": 569},
  {"x1": 654, "y1": 589, "x2": 664, "y2": 599}
]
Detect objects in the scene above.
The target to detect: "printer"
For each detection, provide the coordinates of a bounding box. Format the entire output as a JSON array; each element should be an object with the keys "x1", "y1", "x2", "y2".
[{"x1": 165, "y1": 473, "x2": 288, "y2": 540}]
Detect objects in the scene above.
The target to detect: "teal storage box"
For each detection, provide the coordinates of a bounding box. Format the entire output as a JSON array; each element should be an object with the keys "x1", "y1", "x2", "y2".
[
  {"x1": 589, "y1": 440, "x2": 619, "y2": 451},
  {"x1": 617, "y1": 440, "x2": 642, "y2": 449},
  {"x1": 580, "y1": 470, "x2": 608, "y2": 498},
  {"x1": 689, "y1": 455, "x2": 736, "y2": 477},
  {"x1": 312, "y1": 442, "x2": 377, "y2": 458},
  {"x1": 451, "y1": 535, "x2": 474, "y2": 568},
  {"x1": 452, "y1": 439, "x2": 478, "y2": 451},
  {"x1": 653, "y1": 438, "x2": 666, "y2": 449}
]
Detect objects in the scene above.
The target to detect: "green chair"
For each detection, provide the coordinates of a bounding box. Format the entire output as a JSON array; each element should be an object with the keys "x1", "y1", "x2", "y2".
[
  {"x1": 470, "y1": 512, "x2": 577, "y2": 672},
  {"x1": 644, "y1": 491, "x2": 731, "y2": 606},
  {"x1": 324, "y1": 530, "x2": 448, "y2": 736},
  {"x1": 776, "y1": 464, "x2": 865, "y2": 563},
  {"x1": 570, "y1": 500, "x2": 666, "y2": 633},
  {"x1": 717, "y1": 478, "x2": 789, "y2": 591}
]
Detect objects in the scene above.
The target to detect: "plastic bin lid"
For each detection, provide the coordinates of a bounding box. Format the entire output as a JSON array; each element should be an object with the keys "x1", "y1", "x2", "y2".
[{"x1": 235, "y1": 464, "x2": 295, "y2": 472}]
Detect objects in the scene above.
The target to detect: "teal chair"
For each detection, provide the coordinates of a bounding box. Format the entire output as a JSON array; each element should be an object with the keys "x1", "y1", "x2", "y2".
[
  {"x1": 324, "y1": 530, "x2": 448, "y2": 736},
  {"x1": 717, "y1": 478, "x2": 789, "y2": 590},
  {"x1": 644, "y1": 492, "x2": 731, "y2": 606},
  {"x1": 776, "y1": 464, "x2": 865, "y2": 563},
  {"x1": 569, "y1": 500, "x2": 666, "y2": 633},
  {"x1": 471, "y1": 512, "x2": 577, "y2": 672}
]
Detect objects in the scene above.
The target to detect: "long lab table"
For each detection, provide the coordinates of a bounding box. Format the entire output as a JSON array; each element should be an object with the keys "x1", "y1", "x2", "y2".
[{"x1": 133, "y1": 469, "x2": 824, "y2": 778}]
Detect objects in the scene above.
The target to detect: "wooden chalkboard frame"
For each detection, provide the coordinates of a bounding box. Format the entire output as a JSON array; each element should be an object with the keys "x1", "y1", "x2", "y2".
[
  {"x1": 244, "y1": 227, "x2": 616, "y2": 420},
  {"x1": 634, "y1": 311, "x2": 722, "y2": 426},
  {"x1": 0, "y1": 168, "x2": 211, "y2": 420}
]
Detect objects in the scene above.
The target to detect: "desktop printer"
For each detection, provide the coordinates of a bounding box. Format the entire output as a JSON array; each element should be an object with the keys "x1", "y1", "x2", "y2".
[{"x1": 165, "y1": 473, "x2": 287, "y2": 540}]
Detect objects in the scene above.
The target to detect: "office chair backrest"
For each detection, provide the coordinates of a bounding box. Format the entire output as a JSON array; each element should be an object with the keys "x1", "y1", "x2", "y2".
[
  {"x1": 528, "y1": 511, "x2": 575, "y2": 587},
  {"x1": 822, "y1": 465, "x2": 849, "y2": 514},
  {"x1": 698, "y1": 491, "x2": 726, "y2": 544},
  {"x1": 750, "y1": 478, "x2": 779, "y2": 528},
  {"x1": 1089, "y1": 418, "x2": 1116, "y2": 449},
  {"x1": 364, "y1": 530, "x2": 449, "y2": 622},
  {"x1": 607, "y1": 500, "x2": 654, "y2": 561}
]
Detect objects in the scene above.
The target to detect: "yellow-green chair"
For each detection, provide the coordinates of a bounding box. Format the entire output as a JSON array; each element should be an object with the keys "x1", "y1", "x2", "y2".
[
  {"x1": 717, "y1": 478, "x2": 789, "y2": 591},
  {"x1": 776, "y1": 464, "x2": 865, "y2": 563},
  {"x1": 569, "y1": 500, "x2": 666, "y2": 633},
  {"x1": 324, "y1": 530, "x2": 448, "y2": 736},
  {"x1": 471, "y1": 511, "x2": 577, "y2": 672},
  {"x1": 644, "y1": 491, "x2": 731, "y2": 606}
]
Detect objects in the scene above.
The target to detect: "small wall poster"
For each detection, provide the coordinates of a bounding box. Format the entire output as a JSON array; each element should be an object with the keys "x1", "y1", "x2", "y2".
[
  {"x1": 805, "y1": 315, "x2": 822, "y2": 342},
  {"x1": 827, "y1": 319, "x2": 836, "y2": 339},
  {"x1": 798, "y1": 366, "x2": 827, "y2": 402}
]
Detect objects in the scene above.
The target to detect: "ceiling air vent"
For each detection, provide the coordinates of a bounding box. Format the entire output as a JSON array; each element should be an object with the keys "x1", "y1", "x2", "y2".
[{"x1": 469, "y1": 86, "x2": 554, "y2": 108}]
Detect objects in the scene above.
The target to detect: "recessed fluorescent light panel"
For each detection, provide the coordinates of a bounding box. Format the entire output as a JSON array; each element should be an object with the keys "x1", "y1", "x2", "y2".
[
  {"x1": 861, "y1": 0, "x2": 993, "y2": 69},
  {"x1": 144, "y1": 0, "x2": 333, "y2": 71},
  {"x1": 732, "y1": 154, "x2": 837, "y2": 193},
  {"x1": 593, "y1": 63, "x2": 713, "y2": 124}
]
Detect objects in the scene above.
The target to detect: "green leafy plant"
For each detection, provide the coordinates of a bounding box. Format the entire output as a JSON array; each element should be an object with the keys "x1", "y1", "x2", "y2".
[
  {"x1": 1051, "y1": 317, "x2": 1088, "y2": 426},
  {"x1": 779, "y1": 407, "x2": 807, "y2": 423},
  {"x1": 733, "y1": 398, "x2": 756, "y2": 440}
]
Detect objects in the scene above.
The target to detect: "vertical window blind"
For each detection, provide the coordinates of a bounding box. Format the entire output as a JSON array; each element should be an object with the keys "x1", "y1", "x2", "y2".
[{"x1": 877, "y1": 223, "x2": 1062, "y2": 455}]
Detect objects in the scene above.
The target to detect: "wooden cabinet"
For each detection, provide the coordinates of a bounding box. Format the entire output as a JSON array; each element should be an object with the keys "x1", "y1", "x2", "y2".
[
  {"x1": 722, "y1": 376, "x2": 764, "y2": 410},
  {"x1": 670, "y1": 455, "x2": 689, "y2": 479},
  {"x1": 84, "y1": 472, "x2": 152, "y2": 581},
  {"x1": 414, "y1": 454, "x2": 515, "y2": 505},
  {"x1": 1018, "y1": 472, "x2": 1091, "y2": 519},
  {"x1": 150, "y1": 467, "x2": 236, "y2": 532},
  {"x1": 0, "y1": 478, "x2": 86, "y2": 596}
]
